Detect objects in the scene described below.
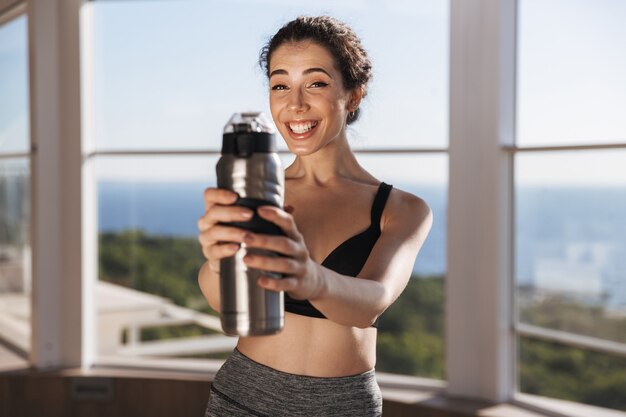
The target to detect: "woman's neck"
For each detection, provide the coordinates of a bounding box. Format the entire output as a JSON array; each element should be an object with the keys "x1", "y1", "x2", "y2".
[{"x1": 285, "y1": 137, "x2": 367, "y2": 186}]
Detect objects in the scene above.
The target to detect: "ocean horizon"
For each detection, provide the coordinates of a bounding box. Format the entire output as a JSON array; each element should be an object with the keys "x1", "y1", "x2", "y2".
[{"x1": 98, "y1": 181, "x2": 626, "y2": 309}]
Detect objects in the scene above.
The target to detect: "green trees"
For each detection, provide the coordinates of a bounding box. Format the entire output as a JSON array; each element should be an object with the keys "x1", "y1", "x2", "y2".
[
  {"x1": 376, "y1": 276, "x2": 445, "y2": 378},
  {"x1": 520, "y1": 337, "x2": 626, "y2": 411},
  {"x1": 99, "y1": 231, "x2": 626, "y2": 411},
  {"x1": 99, "y1": 230, "x2": 207, "y2": 311}
]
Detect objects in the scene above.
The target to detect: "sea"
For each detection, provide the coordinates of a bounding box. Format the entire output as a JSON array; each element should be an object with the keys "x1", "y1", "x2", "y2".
[{"x1": 98, "y1": 182, "x2": 626, "y2": 309}]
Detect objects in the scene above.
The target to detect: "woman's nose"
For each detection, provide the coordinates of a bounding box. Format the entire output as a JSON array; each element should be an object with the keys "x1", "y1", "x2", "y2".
[{"x1": 287, "y1": 88, "x2": 308, "y2": 112}]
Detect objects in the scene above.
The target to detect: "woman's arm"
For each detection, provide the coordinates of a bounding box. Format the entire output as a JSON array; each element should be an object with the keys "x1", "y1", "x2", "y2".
[{"x1": 243, "y1": 189, "x2": 433, "y2": 328}]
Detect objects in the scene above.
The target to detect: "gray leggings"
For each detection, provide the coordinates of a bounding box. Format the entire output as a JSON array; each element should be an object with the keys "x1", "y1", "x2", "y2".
[{"x1": 205, "y1": 348, "x2": 382, "y2": 417}]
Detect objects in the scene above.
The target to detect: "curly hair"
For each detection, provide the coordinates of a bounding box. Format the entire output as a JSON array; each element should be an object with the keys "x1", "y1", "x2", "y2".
[{"x1": 259, "y1": 16, "x2": 372, "y2": 124}]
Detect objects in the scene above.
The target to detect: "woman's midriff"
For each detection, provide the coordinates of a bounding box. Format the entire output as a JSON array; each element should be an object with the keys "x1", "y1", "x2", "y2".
[{"x1": 236, "y1": 312, "x2": 378, "y2": 377}]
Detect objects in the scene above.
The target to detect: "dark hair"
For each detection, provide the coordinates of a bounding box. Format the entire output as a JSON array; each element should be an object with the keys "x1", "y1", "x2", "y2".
[{"x1": 259, "y1": 16, "x2": 372, "y2": 124}]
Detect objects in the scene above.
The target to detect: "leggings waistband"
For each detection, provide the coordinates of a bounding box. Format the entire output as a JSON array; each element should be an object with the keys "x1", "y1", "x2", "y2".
[{"x1": 206, "y1": 348, "x2": 382, "y2": 417}]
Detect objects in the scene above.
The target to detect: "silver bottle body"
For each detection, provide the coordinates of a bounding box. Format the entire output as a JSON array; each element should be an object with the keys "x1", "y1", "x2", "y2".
[{"x1": 216, "y1": 153, "x2": 285, "y2": 336}]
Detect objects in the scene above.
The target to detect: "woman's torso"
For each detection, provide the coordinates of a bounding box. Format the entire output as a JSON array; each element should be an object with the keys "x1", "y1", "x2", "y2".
[{"x1": 236, "y1": 178, "x2": 384, "y2": 377}]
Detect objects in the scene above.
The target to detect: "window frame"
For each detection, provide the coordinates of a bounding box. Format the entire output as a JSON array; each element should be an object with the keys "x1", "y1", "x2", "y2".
[
  {"x1": 27, "y1": 0, "x2": 94, "y2": 369},
  {"x1": 447, "y1": 0, "x2": 516, "y2": 401},
  {"x1": 509, "y1": 0, "x2": 626, "y2": 403},
  {"x1": 13, "y1": 0, "x2": 626, "y2": 415},
  {"x1": 449, "y1": 0, "x2": 626, "y2": 410}
]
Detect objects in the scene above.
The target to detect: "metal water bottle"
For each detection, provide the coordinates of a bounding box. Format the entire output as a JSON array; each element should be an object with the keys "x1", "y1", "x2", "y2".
[{"x1": 216, "y1": 112, "x2": 285, "y2": 336}]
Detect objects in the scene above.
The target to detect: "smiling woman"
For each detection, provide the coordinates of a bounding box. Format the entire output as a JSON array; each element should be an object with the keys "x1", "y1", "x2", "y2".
[{"x1": 197, "y1": 15, "x2": 433, "y2": 417}]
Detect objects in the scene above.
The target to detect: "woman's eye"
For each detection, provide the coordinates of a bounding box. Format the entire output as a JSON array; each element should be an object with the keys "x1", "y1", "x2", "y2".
[
  {"x1": 271, "y1": 84, "x2": 288, "y2": 91},
  {"x1": 309, "y1": 81, "x2": 328, "y2": 88}
]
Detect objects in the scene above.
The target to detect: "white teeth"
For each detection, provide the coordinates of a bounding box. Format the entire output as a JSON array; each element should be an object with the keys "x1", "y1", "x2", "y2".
[{"x1": 288, "y1": 121, "x2": 318, "y2": 134}]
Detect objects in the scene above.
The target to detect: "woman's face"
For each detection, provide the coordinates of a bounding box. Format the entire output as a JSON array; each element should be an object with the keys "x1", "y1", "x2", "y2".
[{"x1": 268, "y1": 41, "x2": 357, "y2": 156}]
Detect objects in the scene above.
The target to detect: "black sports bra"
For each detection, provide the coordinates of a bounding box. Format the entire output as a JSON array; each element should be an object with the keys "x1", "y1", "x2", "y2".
[{"x1": 284, "y1": 182, "x2": 393, "y2": 328}]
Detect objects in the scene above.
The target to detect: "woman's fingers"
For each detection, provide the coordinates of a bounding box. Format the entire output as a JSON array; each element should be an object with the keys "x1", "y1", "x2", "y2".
[
  {"x1": 203, "y1": 188, "x2": 238, "y2": 211},
  {"x1": 199, "y1": 188, "x2": 247, "y2": 265},
  {"x1": 257, "y1": 276, "x2": 299, "y2": 293},
  {"x1": 211, "y1": 242, "x2": 240, "y2": 258},
  {"x1": 257, "y1": 206, "x2": 302, "y2": 241},
  {"x1": 199, "y1": 205, "x2": 253, "y2": 229},
  {"x1": 200, "y1": 239, "x2": 240, "y2": 267},
  {"x1": 198, "y1": 225, "x2": 247, "y2": 246},
  {"x1": 243, "y1": 253, "x2": 303, "y2": 275},
  {"x1": 242, "y1": 233, "x2": 302, "y2": 258},
  {"x1": 204, "y1": 243, "x2": 240, "y2": 268}
]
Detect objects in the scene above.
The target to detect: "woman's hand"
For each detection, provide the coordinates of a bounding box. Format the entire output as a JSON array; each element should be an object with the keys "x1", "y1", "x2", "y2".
[
  {"x1": 242, "y1": 205, "x2": 324, "y2": 301},
  {"x1": 197, "y1": 188, "x2": 254, "y2": 274}
]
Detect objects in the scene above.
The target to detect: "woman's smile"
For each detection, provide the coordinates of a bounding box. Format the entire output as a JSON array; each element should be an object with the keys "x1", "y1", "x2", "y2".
[
  {"x1": 288, "y1": 120, "x2": 319, "y2": 134},
  {"x1": 286, "y1": 120, "x2": 320, "y2": 140}
]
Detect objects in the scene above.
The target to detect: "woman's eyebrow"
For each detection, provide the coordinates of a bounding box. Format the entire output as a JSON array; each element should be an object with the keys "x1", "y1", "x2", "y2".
[
  {"x1": 269, "y1": 67, "x2": 333, "y2": 78},
  {"x1": 269, "y1": 69, "x2": 288, "y2": 78},
  {"x1": 303, "y1": 67, "x2": 332, "y2": 78}
]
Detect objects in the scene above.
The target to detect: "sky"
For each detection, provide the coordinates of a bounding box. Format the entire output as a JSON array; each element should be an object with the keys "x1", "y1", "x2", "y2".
[
  {"x1": 89, "y1": 0, "x2": 449, "y2": 151},
  {"x1": 1, "y1": 0, "x2": 625, "y2": 185},
  {"x1": 517, "y1": 0, "x2": 626, "y2": 146},
  {"x1": 0, "y1": 14, "x2": 29, "y2": 156}
]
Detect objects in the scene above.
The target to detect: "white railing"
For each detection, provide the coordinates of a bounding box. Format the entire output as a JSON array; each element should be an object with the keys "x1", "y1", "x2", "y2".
[{"x1": 516, "y1": 322, "x2": 626, "y2": 358}]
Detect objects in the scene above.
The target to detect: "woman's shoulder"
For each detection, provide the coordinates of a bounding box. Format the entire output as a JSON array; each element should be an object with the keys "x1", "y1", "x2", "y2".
[{"x1": 383, "y1": 184, "x2": 433, "y2": 231}]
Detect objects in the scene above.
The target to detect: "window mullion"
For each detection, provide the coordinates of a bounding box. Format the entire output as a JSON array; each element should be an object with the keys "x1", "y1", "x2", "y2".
[
  {"x1": 447, "y1": 0, "x2": 517, "y2": 402},
  {"x1": 28, "y1": 0, "x2": 87, "y2": 369}
]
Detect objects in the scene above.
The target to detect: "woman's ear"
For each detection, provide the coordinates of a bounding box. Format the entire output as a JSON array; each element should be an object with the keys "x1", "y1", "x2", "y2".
[{"x1": 347, "y1": 86, "x2": 364, "y2": 112}]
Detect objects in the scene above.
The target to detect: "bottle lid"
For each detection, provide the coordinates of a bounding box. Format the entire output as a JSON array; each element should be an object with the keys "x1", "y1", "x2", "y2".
[
  {"x1": 222, "y1": 112, "x2": 277, "y2": 157},
  {"x1": 224, "y1": 112, "x2": 275, "y2": 134}
]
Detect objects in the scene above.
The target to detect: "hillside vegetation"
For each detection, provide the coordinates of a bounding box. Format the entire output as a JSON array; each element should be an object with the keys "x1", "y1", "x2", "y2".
[{"x1": 99, "y1": 230, "x2": 626, "y2": 411}]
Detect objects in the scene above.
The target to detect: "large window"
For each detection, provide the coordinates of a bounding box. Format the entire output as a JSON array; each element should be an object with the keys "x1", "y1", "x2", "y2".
[
  {"x1": 14, "y1": 1, "x2": 626, "y2": 415},
  {"x1": 0, "y1": 12, "x2": 30, "y2": 370},
  {"x1": 515, "y1": 0, "x2": 626, "y2": 411},
  {"x1": 90, "y1": 0, "x2": 449, "y2": 378}
]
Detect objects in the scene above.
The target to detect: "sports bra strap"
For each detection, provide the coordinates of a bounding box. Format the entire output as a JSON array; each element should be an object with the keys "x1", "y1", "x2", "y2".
[{"x1": 370, "y1": 182, "x2": 393, "y2": 231}]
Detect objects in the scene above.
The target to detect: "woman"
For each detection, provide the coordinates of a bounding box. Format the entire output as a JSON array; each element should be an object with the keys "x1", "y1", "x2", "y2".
[{"x1": 198, "y1": 15, "x2": 432, "y2": 417}]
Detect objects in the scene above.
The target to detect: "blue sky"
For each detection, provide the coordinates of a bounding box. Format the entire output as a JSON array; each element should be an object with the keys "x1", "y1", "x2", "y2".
[
  {"x1": 517, "y1": 0, "x2": 626, "y2": 146},
  {"x1": 0, "y1": 15, "x2": 29, "y2": 155},
  {"x1": 1, "y1": 0, "x2": 625, "y2": 185},
  {"x1": 89, "y1": 0, "x2": 449, "y2": 184},
  {"x1": 90, "y1": 0, "x2": 448, "y2": 151}
]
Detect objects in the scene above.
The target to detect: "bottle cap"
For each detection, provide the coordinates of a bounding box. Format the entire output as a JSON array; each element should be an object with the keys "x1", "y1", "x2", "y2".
[{"x1": 222, "y1": 112, "x2": 276, "y2": 157}]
